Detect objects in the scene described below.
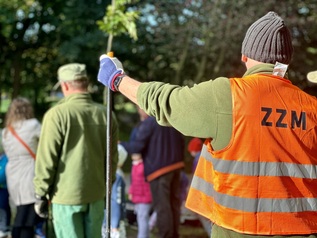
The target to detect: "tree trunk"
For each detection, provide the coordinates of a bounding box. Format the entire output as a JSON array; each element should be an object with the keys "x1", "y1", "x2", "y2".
[{"x1": 11, "y1": 52, "x2": 22, "y2": 99}]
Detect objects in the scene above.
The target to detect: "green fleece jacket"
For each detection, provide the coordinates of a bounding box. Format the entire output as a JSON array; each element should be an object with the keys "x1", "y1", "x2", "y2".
[
  {"x1": 137, "y1": 64, "x2": 279, "y2": 150},
  {"x1": 136, "y1": 64, "x2": 313, "y2": 238},
  {"x1": 34, "y1": 93, "x2": 118, "y2": 205}
]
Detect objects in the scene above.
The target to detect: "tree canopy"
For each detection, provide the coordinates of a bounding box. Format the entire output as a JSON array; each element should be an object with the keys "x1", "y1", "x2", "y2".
[{"x1": 1, "y1": 0, "x2": 317, "y2": 118}]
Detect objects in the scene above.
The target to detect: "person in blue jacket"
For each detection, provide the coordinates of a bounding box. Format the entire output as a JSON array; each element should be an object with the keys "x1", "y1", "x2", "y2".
[
  {"x1": 0, "y1": 131, "x2": 11, "y2": 238},
  {"x1": 121, "y1": 107, "x2": 185, "y2": 238},
  {"x1": 102, "y1": 144, "x2": 127, "y2": 238}
]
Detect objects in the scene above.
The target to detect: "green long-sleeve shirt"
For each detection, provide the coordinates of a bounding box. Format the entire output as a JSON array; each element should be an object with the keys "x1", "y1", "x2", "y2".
[
  {"x1": 34, "y1": 93, "x2": 118, "y2": 205},
  {"x1": 137, "y1": 63, "x2": 276, "y2": 151},
  {"x1": 136, "y1": 64, "x2": 310, "y2": 238}
]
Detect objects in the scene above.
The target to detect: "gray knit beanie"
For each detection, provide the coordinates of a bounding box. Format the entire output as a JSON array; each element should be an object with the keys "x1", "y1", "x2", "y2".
[{"x1": 241, "y1": 11, "x2": 293, "y2": 64}]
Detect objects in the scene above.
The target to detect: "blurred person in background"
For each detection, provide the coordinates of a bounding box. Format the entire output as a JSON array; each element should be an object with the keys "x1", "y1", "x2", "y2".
[
  {"x1": 120, "y1": 107, "x2": 185, "y2": 238},
  {"x1": 0, "y1": 130, "x2": 11, "y2": 238},
  {"x1": 127, "y1": 107, "x2": 153, "y2": 238},
  {"x1": 102, "y1": 144, "x2": 127, "y2": 238},
  {"x1": 2, "y1": 98, "x2": 44, "y2": 238}
]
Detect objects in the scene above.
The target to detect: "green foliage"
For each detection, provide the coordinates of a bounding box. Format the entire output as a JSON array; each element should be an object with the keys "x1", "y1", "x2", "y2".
[
  {"x1": 0, "y1": 0, "x2": 316, "y2": 127},
  {"x1": 118, "y1": 0, "x2": 317, "y2": 91},
  {"x1": 97, "y1": 0, "x2": 139, "y2": 40}
]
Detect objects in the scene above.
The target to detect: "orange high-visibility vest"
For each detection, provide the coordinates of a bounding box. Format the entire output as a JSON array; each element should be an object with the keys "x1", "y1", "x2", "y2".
[{"x1": 186, "y1": 74, "x2": 317, "y2": 235}]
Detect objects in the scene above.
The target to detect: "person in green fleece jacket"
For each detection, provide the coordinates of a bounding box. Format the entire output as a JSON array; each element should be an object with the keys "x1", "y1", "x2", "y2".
[
  {"x1": 34, "y1": 63, "x2": 118, "y2": 238},
  {"x1": 97, "y1": 11, "x2": 317, "y2": 238}
]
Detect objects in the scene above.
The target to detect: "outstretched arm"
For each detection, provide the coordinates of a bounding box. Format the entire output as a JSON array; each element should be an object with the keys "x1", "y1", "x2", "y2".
[
  {"x1": 97, "y1": 54, "x2": 233, "y2": 150},
  {"x1": 117, "y1": 75, "x2": 141, "y2": 105}
]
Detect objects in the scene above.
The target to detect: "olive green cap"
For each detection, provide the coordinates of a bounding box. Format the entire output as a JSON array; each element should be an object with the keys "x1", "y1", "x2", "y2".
[{"x1": 57, "y1": 63, "x2": 87, "y2": 82}]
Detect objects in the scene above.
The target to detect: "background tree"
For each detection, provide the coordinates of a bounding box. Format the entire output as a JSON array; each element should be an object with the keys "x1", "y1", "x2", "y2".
[
  {"x1": 0, "y1": 0, "x2": 110, "y2": 114},
  {"x1": 0, "y1": 0, "x2": 316, "y2": 122},
  {"x1": 120, "y1": 0, "x2": 317, "y2": 88}
]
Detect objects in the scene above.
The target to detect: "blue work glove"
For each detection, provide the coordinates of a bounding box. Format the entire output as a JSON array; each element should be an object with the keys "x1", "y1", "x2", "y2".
[{"x1": 97, "y1": 54, "x2": 125, "y2": 91}]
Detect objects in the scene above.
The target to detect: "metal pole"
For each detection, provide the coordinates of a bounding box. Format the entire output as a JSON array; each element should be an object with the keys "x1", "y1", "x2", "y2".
[
  {"x1": 105, "y1": 50, "x2": 115, "y2": 238},
  {"x1": 105, "y1": 84, "x2": 113, "y2": 238}
]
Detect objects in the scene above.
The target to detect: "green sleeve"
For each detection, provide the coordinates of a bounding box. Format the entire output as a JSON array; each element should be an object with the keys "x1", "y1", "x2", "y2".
[
  {"x1": 34, "y1": 110, "x2": 63, "y2": 197},
  {"x1": 136, "y1": 77, "x2": 233, "y2": 150}
]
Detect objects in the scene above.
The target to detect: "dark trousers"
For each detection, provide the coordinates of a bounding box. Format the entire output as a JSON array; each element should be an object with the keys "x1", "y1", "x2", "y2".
[
  {"x1": 12, "y1": 227, "x2": 34, "y2": 238},
  {"x1": 12, "y1": 204, "x2": 42, "y2": 238},
  {"x1": 150, "y1": 169, "x2": 181, "y2": 238},
  {"x1": 0, "y1": 188, "x2": 11, "y2": 227}
]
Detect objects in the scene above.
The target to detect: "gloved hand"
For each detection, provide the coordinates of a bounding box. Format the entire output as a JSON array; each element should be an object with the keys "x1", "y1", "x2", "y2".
[
  {"x1": 97, "y1": 54, "x2": 125, "y2": 91},
  {"x1": 34, "y1": 195, "x2": 49, "y2": 218}
]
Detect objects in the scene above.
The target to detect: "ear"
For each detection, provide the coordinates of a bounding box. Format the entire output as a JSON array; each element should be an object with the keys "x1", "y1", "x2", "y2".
[
  {"x1": 61, "y1": 82, "x2": 69, "y2": 91},
  {"x1": 241, "y1": 54, "x2": 247, "y2": 63}
]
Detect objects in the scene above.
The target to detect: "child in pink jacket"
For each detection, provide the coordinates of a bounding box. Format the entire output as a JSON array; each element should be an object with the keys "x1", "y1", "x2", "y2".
[{"x1": 128, "y1": 154, "x2": 152, "y2": 238}]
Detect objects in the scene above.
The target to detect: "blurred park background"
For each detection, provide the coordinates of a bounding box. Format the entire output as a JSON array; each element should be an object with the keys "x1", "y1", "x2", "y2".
[
  {"x1": 1, "y1": 0, "x2": 317, "y2": 173},
  {"x1": 1, "y1": 1, "x2": 317, "y2": 236}
]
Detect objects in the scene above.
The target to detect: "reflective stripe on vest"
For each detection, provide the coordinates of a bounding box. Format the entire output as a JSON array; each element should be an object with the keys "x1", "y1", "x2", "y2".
[
  {"x1": 205, "y1": 146, "x2": 317, "y2": 179},
  {"x1": 192, "y1": 146, "x2": 317, "y2": 213},
  {"x1": 186, "y1": 74, "x2": 317, "y2": 235}
]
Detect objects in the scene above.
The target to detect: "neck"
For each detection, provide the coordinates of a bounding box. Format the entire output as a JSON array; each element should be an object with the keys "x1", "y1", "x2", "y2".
[
  {"x1": 63, "y1": 89, "x2": 87, "y2": 97},
  {"x1": 241, "y1": 55, "x2": 264, "y2": 69}
]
